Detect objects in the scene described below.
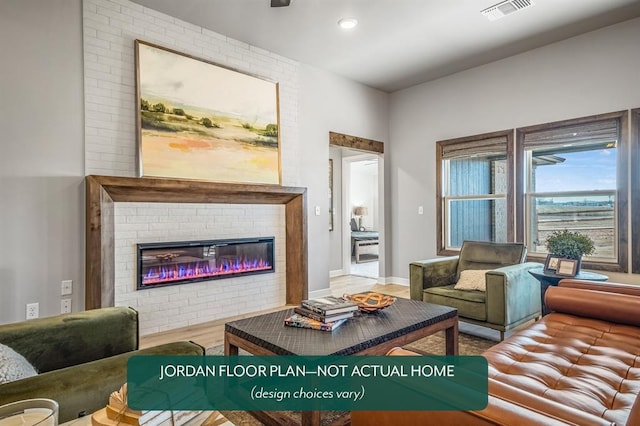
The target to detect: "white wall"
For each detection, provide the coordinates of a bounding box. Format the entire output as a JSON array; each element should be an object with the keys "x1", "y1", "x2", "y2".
[
  {"x1": 351, "y1": 159, "x2": 379, "y2": 231},
  {"x1": 0, "y1": 0, "x2": 85, "y2": 324},
  {"x1": 299, "y1": 64, "x2": 389, "y2": 291},
  {"x1": 83, "y1": 0, "x2": 300, "y2": 182},
  {"x1": 388, "y1": 17, "x2": 640, "y2": 283}
]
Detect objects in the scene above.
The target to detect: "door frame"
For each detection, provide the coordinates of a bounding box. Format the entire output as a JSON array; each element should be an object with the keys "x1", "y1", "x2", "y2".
[{"x1": 329, "y1": 131, "x2": 385, "y2": 280}]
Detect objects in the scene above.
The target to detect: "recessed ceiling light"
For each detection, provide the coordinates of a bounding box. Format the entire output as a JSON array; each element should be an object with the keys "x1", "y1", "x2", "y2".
[{"x1": 338, "y1": 17, "x2": 358, "y2": 30}]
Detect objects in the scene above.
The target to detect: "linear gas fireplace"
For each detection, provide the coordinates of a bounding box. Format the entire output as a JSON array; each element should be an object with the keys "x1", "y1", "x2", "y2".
[{"x1": 137, "y1": 237, "x2": 274, "y2": 290}]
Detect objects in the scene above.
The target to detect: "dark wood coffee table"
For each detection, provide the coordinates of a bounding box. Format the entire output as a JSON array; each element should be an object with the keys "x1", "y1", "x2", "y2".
[{"x1": 224, "y1": 297, "x2": 458, "y2": 426}]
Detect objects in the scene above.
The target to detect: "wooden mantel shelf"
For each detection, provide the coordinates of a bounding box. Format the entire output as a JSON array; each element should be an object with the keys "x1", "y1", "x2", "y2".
[{"x1": 85, "y1": 175, "x2": 308, "y2": 309}]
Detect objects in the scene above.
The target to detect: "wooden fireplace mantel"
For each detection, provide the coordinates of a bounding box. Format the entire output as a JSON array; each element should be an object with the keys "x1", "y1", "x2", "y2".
[{"x1": 85, "y1": 175, "x2": 308, "y2": 309}]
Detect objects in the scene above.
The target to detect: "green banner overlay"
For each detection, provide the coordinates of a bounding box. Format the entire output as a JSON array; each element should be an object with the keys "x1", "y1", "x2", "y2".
[{"x1": 128, "y1": 355, "x2": 488, "y2": 411}]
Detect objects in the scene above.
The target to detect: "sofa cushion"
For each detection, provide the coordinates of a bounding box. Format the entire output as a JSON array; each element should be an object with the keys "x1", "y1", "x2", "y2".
[
  {"x1": 423, "y1": 285, "x2": 486, "y2": 321},
  {"x1": 0, "y1": 343, "x2": 37, "y2": 384},
  {"x1": 0, "y1": 307, "x2": 138, "y2": 373},
  {"x1": 454, "y1": 269, "x2": 489, "y2": 291}
]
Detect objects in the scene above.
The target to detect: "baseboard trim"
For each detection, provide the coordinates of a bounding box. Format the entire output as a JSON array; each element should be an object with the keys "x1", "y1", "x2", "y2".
[
  {"x1": 329, "y1": 269, "x2": 344, "y2": 278},
  {"x1": 308, "y1": 288, "x2": 333, "y2": 299},
  {"x1": 379, "y1": 276, "x2": 409, "y2": 286}
]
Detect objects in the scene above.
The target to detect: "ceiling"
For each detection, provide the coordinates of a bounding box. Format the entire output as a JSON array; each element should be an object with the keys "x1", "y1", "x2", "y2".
[{"x1": 130, "y1": 0, "x2": 640, "y2": 92}]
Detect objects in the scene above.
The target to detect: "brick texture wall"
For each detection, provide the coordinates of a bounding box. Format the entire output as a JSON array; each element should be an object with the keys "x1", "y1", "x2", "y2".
[
  {"x1": 114, "y1": 203, "x2": 286, "y2": 335},
  {"x1": 83, "y1": 0, "x2": 299, "y2": 335}
]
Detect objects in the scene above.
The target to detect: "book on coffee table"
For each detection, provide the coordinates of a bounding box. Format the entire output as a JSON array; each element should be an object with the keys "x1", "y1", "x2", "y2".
[
  {"x1": 293, "y1": 305, "x2": 354, "y2": 323},
  {"x1": 284, "y1": 313, "x2": 348, "y2": 331},
  {"x1": 301, "y1": 296, "x2": 358, "y2": 315}
]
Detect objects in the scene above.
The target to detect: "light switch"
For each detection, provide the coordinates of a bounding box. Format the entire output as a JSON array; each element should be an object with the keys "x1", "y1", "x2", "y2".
[
  {"x1": 61, "y1": 280, "x2": 73, "y2": 295},
  {"x1": 315, "y1": 206, "x2": 321, "y2": 216},
  {"x1": 418, "y1": 206, "x2": 424, "y2": 215}
]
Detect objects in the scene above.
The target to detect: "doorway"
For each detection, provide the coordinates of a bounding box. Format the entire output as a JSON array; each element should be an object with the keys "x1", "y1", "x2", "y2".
[
  {"x1": 328, "y1": 147, "x2": 384, "y2": 281},
  {"x1": 345, "y1": 153, "x2": 379, "y2": 278},
  {"x1": 328, "y1": 132, "x2": 385, "y2": 284}
]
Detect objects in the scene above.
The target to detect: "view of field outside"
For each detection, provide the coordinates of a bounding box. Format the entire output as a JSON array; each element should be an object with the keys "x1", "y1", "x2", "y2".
[{"x1": 531, "y1": 148, "x2": 617, "y2": 258}]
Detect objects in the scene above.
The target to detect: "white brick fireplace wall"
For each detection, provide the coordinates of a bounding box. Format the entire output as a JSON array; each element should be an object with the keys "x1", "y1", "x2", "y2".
[
  {"x1": 115, "y1": 203, "x2": 286, "y2": 335},
  {"x1": 83, "y1": 0, "x2": 300, "y2": 335}
]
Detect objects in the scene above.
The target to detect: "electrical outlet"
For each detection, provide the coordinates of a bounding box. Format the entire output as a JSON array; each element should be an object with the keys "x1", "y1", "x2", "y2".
[
  {"x1": 61, "y1": 280, "x2": 73, "y2": 296},
  {"x1": 26, "y1": 303, "x2": 39, "y2": 320},
  {"x1": 61, "y1": 298, "x2": 72, "y2": 314}
]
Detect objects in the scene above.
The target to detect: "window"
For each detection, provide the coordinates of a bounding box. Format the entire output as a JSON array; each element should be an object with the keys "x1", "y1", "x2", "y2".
[
  {"x1": 516, "y1": 111, "x2": 628, "y2": 272},
  {"x1": 436, "y1": 111, "x2": 629, "y2": 272},
  {"x1": 436, "y1": 131, "x2": 514, "y2": 254}
]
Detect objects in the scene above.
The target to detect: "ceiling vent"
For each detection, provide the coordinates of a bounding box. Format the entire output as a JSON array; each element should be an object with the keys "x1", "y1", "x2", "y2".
[
  {"x1": 271, "y1": 0, "x2": 291, "y2": 7},
  {"x1": 481, "y1": 0, "x2": 535, "y2": 21}
]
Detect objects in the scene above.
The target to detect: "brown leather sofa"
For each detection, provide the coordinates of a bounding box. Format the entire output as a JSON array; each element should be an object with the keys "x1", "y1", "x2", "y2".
[{"x1": 352, "y1": 279, "x2": 640, "y2": 425}]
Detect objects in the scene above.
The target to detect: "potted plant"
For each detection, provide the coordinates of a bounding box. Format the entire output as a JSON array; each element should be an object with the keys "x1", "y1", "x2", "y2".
[{"x1": 545, "y1": 229, "x2": 595, "y2": 274}]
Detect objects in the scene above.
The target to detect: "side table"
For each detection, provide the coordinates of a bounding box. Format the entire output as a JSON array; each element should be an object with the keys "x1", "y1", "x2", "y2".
[{"x1": 529, "y1": 268, "x2": 608, "y2": 316}]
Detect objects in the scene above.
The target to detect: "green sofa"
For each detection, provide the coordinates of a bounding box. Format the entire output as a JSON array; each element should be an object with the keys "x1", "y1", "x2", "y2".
[
  {"x1": 0, "y1": 307, "x2": 203, "y2": 422},
  {"x1": 410, "y1": 241, "x2": 542, "y2": 340}
]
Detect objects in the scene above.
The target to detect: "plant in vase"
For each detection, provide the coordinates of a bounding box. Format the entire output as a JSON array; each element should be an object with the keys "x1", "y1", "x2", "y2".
[{"x1": 544, "y1": 229, "x2": 595, "y2": 273}]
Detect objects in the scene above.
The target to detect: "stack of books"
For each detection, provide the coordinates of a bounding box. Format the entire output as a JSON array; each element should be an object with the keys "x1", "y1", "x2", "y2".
[{"x1": 284, "y1": 296, "x2": 358, "y2": 331}]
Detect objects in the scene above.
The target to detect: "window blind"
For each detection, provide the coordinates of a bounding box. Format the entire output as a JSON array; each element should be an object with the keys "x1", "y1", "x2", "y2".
[
  {"x1": 440, "y1": 135, "x2": 507, "y2": 160},
  {"x1": 523, "y1": 119, "x2": 618, "y2": 152}
]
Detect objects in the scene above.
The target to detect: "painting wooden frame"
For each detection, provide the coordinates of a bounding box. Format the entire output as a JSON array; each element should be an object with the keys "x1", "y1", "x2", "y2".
[{"x1": 135, "y1": 40, "x2": 281, "y2": 185}]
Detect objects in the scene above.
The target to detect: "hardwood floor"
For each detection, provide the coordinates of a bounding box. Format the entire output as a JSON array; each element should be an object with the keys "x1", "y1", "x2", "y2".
[{"x1": 139, "y1": 276, "x2": 409, "y2": 350}]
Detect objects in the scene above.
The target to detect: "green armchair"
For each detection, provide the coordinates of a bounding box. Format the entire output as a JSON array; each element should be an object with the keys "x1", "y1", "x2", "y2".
[{"x1": 410, "y1": 241, "x2": 541, "y2": 340}]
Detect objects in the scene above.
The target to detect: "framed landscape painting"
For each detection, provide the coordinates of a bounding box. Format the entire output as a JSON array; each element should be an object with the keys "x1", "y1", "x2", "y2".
[{"x1": 135, "y1": 40, "x2": 281, "y2": 184}]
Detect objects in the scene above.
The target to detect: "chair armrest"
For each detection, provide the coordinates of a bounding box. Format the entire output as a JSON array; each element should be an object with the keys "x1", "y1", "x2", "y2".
[
  {"x1": 485, "y1": 262, "x2": 542, "y2": 326},
  {"x1": 558, "y1": 279, "x2": 640, "y2": 296},
  {"x1": 409, "y1": 256, "x2": 459, "y2": 300}
]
